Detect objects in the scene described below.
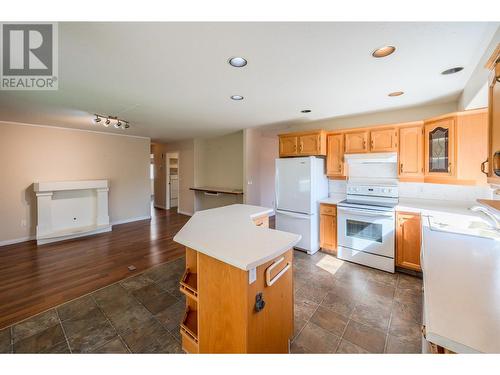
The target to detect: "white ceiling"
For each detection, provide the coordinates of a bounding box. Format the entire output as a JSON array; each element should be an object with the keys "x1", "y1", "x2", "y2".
[{"x1": 0, "y1": 22, "x2": 497, "y2": 142}]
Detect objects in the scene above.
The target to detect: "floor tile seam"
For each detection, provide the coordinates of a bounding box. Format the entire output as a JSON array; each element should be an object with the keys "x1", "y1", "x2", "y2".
[
  {"x1": 55, "y1": 308, "x2": 73, "y2": 354},
  {"x1": 90, "y1": 294, "x2": 132, "y2": 353}
]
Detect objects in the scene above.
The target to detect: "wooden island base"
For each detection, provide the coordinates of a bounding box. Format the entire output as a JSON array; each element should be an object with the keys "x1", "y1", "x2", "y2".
[
  {"x1": 179, "y1": 247, "x2": 293, "y2": 353},
  {"x1": 178, "y1": 216, "x2": 293, "y2": 353}
]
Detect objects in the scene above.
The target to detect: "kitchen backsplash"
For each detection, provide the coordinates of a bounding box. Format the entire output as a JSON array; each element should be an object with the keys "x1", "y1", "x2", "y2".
[{"x1": 328, "y1": 180, "x2": 495, "y2": 202}]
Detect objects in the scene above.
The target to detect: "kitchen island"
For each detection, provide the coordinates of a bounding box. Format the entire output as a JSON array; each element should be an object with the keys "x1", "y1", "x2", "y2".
[{"x1": 173, "y1": 204, "x2": 301, "y2": 353}]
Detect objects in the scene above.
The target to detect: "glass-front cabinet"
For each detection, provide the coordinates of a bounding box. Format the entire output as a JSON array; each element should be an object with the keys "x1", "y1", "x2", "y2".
[{"x1": 424, "y1": 117, "x2": 455, "y2": 177}]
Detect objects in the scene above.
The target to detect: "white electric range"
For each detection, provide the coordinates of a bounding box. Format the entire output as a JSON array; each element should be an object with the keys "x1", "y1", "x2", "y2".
[{"x1": 336, "y1": 152, "x2": 399, "y2": 273}]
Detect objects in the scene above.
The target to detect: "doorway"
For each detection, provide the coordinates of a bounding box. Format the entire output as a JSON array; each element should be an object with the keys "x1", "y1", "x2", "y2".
[{"x1": 166, "y1": 152, "x2": 179, "y2": 209}]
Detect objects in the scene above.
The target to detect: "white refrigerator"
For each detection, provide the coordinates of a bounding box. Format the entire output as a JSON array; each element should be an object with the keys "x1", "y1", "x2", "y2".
[{"x1": 275, "y1": 156, "x2": 329, "y2": 254}]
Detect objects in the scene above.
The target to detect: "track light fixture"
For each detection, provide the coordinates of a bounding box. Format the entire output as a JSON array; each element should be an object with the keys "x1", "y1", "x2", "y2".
[{"x1": 92, "y1": 114, "x2": 130, "y2": 130}]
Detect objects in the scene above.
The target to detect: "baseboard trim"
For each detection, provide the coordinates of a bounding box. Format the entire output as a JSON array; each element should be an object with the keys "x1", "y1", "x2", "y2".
[
  {"x1": 154, "y1": 204, "x2": 167, "y2": 210},
  {"x1": 0, "y1": 235, "x2": 36, "y2": 247},
  {"x1": 177, "y1": 210, "x2": 193, "y2": 217},
  {"x1": 111, "y1": 215, "x2": 151, "y2": 225},
  {"x1": 0, "y1": 215, "x2": 152, "y2": 248}
]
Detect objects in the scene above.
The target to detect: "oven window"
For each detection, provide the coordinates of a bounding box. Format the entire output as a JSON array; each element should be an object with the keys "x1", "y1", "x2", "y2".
[{"x1": 346, "y1": 219, "x2": 383, "y2": 243}]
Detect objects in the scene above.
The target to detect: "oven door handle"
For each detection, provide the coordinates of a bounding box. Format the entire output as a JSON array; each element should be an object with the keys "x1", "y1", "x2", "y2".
[{"x1": 337, "y1": 207, "x2": 394, "y2": 217}]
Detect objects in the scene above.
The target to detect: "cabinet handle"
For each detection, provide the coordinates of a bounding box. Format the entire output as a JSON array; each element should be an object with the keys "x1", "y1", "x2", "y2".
[
  {"x1": 299, "y1": 144, "x2": 303, "y2": 152},
  {"x1": 266, "y1": 256, "x2": 291, "y2": 286},
  {"x1": 363, "y1": 140, "x2": 366, "y2": 149},
  {"x1": 371, "y1": 139, "x2": 374, "y2": 148},
  {"x1": 293, "y1": 144, "x2": 297, "y2": 152},
  {"x1": 480, "y1": 159, "x2": 489, "y2": 175},
  {"x1": 400, "y1": 163, "x2": 403, "y2": 173},
  {"x1": 448, "y1": 163, "x2": 452, "y2": 173}
]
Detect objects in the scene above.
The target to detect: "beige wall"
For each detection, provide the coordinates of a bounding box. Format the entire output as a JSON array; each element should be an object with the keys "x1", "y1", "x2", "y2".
[
  {"x1": 163, "y1": 139, "x2": 195, "y2": 215},
  {"x1": 151, "y1": 142, "x2": 167, "y2": 208},
  {"x1": 0, "y1": 122, "x2": 151, "y2": 245},
  {"x1": 243, "y1": 128, "x2": 278, "y2": 208},
  {"x1": 194, "y1": 131, "x2": 244, "y2": 211}
]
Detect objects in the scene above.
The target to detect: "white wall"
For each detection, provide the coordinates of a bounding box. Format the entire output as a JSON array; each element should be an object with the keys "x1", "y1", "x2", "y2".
[
  {"x1": 0, "y1": 122, "x2": 151, "y2": 245},
  {"x1": 459, "y1": 25, "x2": 500, "y2": 110}
]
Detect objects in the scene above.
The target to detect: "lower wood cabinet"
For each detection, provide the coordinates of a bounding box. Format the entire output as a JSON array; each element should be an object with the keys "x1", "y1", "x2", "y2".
[
  {"x1": 396, "y1": 211, "x2": 422, "y2": 272},
  {"x1": 319, "y1": 204, "x2": 337, "y2": 253}
]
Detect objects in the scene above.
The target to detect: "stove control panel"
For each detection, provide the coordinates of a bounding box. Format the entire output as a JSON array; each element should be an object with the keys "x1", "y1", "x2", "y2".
[{"x1": 347, "y1": 185, "x2": 399, "y2": 198}]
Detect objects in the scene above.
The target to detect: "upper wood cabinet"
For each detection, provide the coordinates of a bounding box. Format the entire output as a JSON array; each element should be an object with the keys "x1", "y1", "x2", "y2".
[
  {"x1": 278, "y1": 130, "x2": 326, "y2": 157},
  {"x1": 424, "y1": 117, "x2": 456, "y2": 179},
  {"x1": 326, "y1": 133, "x2": 344, "y2": 178},
  {"x1": 396, "y1": 212, "x2": 421, "y2": 272},
  {"x1": 424, "y1": 110, "x2": 487, "y2": 185},
  {"x1": 370, "y1": 127, "x2": 398, "y2": 152},
  {"x1": 398, "y1": 123, "x2": 424, "y2": 180},
  {"x1": 344, "y1": 130, "x2": 369, "y2": 153},
  {"x1": 279, "y1": 135, "x2": 298, "y2": 157}
]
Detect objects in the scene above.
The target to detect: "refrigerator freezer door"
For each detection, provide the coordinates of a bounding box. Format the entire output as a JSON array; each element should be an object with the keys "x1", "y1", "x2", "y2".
[
  {"x1": 276, "y1": 210, "x2": 319, "y2": 254},
  {"x1": 275, "y1": 157, "x2": 312, "y2": 214}
]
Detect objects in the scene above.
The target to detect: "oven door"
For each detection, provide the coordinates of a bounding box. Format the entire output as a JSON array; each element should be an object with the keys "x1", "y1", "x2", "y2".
[{"x1": 337, "y1": 206, "x2": 395, "y2": 258}]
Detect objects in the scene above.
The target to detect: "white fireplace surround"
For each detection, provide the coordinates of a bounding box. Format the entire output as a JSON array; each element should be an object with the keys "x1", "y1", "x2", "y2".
[{"x1": 34, "y1": 180, "x2": 112, "y2": 245}]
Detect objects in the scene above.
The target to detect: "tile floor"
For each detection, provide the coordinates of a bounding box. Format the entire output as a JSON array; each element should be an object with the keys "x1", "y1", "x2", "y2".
[
  {"x1": 0, "y1": 250, "x2": 423, "y2": 354},
  {"x1": 291, "y1": 251, "x2": 423, "y2": 354},
  {"x1": 0, "y1": 257, "x2": 186, "y2": 353}
]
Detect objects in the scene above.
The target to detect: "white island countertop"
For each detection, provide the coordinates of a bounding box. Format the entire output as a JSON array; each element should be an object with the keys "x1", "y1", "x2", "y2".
[{"x1": 173, "y1": 204, "x2": 301, "y2": 271}]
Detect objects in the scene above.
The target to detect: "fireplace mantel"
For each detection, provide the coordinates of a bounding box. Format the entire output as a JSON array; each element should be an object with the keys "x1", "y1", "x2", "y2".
[{"x1": 34, "y1": 180, "x2": 112, "y2": 245}]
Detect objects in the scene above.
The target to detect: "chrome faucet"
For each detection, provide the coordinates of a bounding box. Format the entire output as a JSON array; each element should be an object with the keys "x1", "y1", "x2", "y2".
[{"x1": 470, "y1": 206, "x2": 500, "y2": 230}]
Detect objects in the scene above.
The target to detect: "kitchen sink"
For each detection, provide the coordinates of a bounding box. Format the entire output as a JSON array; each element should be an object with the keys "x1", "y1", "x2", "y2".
[{"x1": 428, "y1": 215, "x2": 500, "y2": 240}]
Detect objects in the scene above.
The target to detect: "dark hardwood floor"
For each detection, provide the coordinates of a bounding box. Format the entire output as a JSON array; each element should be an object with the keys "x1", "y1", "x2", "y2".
[{"x1": 0, "y1": 207, "x2": 189, "y2": 329}]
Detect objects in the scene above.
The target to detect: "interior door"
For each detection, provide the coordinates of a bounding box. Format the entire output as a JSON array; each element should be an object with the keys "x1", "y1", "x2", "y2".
[
  {"x1": 399, "y1": 125, "x2": 423, "y2": 178},
  {"x1": 275, "y1": 158, "x2": 312, "y2": 214},
  {"x1": 326, "y1": 133, "x2": 344, "y2": 177}
]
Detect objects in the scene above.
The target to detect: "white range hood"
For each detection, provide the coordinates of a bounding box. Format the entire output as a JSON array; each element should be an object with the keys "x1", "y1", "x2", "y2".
[{"x1": 344, "y1": 152, "x2": 398, "y2": 163}]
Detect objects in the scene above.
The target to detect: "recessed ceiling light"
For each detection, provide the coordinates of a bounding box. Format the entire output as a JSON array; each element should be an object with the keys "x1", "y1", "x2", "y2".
[
  {"x1": 230, "y1": 95, "x2": 244, "y2": 100},
  {"x1": 301, "y1": 109, "x2": 311, "y2": 113},
  {"x1": 372, "y1": 46, "x2": 396, "y2": 58},
  {"x1": 441, "y1": 67, "x2": 464, "y2": 75},
  {"x1": 388, "y1": 91, "x2": 404, "y2": 97},
  {"x1": 228, "y1": 57, "x2": 247, "y2": 67}
]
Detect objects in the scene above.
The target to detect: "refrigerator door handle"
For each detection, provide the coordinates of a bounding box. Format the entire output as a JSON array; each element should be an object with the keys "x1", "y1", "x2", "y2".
[{"x1": 276, "y1": 210, "x2": 311, "y2": 219}]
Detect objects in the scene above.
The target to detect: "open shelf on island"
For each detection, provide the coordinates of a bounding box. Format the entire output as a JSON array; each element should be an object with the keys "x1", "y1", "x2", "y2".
[
  {"x1": 180, "y1": 268, "x2": 198, "y2": 300},
  {"x1": 181, "y1": 307, "x2": 198, "y2": 341}
]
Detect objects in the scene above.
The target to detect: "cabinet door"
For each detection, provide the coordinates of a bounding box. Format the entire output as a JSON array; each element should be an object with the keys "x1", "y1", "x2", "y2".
[
  {"x1": 370, "y1": 128, "x2": 398, "y2": 152},
  {"x1": 326, "y1": 133, "x2": 344, "y2": 177},
  {"x1": 489, "y1": 61, "x2": 500, "y2": 183},
  {"x1": 298, "y1": 133, "x2": 321, "y2": 155},
  {"x1": 399, "y1": 126, "x2": 423, "y2": 178},
  {"x1": 396, "y1": 212, "x2": 421, "y2": 271},
  {"x1": 320, "y1": 213, "x2": 336, "y2": 253},
  {"x1": 424, "y1": 118, "x2": 455, "y2": 177},
  {"x1": 344, "y1": 131, "x2": 369, "y2": 153},
  {"x1": 279, "y1": 136, "x2": 298, "y2": 157}
]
